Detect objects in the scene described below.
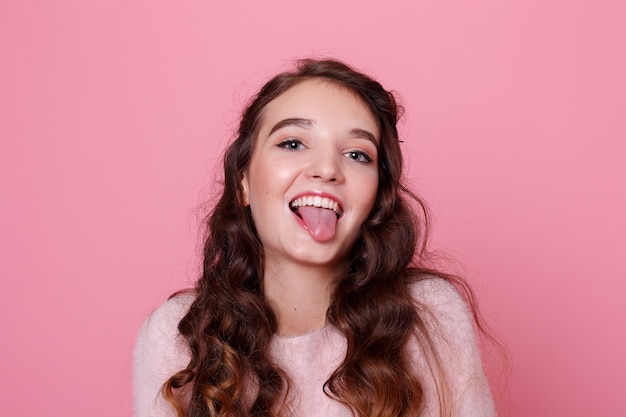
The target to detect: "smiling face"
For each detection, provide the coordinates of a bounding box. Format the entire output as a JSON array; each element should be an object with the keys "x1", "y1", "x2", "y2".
[{"x1": 240, "y1": 79, "x2": 380, "y2": 273}]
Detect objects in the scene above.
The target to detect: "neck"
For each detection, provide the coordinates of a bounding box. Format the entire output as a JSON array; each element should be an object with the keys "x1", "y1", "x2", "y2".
[{"x1": 263, "y1": 259, "x2": 341, "y2": 336}]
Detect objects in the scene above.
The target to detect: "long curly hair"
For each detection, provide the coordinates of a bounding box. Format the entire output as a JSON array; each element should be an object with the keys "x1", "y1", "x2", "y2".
[{"x1": 162, "y1": 58, "x2": 479, "y2": 417}]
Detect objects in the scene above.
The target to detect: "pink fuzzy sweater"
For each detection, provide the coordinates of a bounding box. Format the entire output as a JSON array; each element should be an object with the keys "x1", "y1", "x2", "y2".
[{"x1": 133, "y1": 278, "x2": 495, "y2": 416}]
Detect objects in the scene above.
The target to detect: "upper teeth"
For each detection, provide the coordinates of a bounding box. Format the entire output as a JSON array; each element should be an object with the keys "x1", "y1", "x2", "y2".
[{"x1": 290, "y1": 196, "x2": 343, "y2": 216}]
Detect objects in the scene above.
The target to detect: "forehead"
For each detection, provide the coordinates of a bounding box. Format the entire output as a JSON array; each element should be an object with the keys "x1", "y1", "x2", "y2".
[{"x1": 257, "y1": 79, "x2": 380, "y2": 139}]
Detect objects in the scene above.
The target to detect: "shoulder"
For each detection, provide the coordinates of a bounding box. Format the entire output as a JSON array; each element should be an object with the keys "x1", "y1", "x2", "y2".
[
  {"x1": 408, "y1": 277, "x2": 496, "y2": 416},
  {"x1": 409, "y1": 275, "x2": 462, "y2": 302},
  {"x1": 408, "y1": 276, "x2": 479, "y2": 357},
  {"x1": 135, "y1": 291, "x2": 195, "y2": 368},
  {"x1": 409, "y1": 276, "x2": 471, "y2": 322},
  {"x1": 133, "y1": 292, "x2": 195, "y2": 417},
  {"x1": 139, "y1": 292, "x2": 196, "y2": 341}
]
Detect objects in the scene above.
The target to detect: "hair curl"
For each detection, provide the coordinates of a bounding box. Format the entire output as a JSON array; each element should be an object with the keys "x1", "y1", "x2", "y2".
[{"x1": 162, "y1": 58, "x2": 481, "y2": 417}]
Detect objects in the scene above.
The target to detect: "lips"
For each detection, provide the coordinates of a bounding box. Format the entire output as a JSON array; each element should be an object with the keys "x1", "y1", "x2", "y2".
[
  {"x1": 288, "y1": 193, "x2": 343, "y2": 242},
  {"x1": 289, "y1": 194, "x2": 343, "y2": 218}
]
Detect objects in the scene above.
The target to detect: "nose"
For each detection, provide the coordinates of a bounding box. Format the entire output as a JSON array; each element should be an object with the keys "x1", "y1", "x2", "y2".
[{"x1": 306, "y1": 148, "x2": 344, "y2": 183}]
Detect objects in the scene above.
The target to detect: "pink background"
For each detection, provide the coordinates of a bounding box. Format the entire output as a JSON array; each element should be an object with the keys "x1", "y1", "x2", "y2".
[{"x1": 1, "y1": 1, "x2": 624, "y2": 416}]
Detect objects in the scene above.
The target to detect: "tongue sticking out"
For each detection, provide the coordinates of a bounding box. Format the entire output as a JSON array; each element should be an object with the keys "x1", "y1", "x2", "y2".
[{"x1": 297, "y1": 206, "x2": 338, "y2": 242}]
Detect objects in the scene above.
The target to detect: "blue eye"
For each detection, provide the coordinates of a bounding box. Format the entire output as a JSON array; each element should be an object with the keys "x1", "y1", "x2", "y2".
[
  {"x1": 344, "y1": 150, "x2": 372, "y2": 163},
  {"x1": 277, "y1": 138, "x2": 305, "y2": 151}
]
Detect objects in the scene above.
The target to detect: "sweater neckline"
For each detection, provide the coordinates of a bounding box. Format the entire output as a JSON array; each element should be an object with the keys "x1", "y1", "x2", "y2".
[{"x1": 273, "y1": 322, "x2": 328, "y2": 342}]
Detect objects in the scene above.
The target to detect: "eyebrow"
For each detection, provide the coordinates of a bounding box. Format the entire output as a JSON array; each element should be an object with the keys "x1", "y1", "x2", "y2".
[
  {"x1": 268, "y1": 118, "x2": 315, "y2": 136},
  {"x1": 268, "y1": 118, "x2": 378, "y2": 145},
  {"x1": 348, "y1": 128, "x2": 378, "y2": 145}
]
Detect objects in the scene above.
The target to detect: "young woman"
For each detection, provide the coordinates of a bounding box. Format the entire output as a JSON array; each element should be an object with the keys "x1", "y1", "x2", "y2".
[{"x1": 134, "y1": 59, "x2": 496, "y2": 417}]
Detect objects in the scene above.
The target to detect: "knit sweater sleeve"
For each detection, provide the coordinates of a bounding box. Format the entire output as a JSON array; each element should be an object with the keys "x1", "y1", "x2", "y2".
[
  {"x1": 410, "y1": 278, "x2": 496, "y2": 417},
  {"x1": 133, "y1": 294, "x2": 194, "y2": 417}
]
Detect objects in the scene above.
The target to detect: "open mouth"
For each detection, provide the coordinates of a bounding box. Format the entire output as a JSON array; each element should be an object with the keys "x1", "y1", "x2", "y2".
[
  {"x1": 289, "y1": 195, "x2": 343, "y2": 242},
  {"x1": 289, "y1": 195, "x2": 343, "y2": 218}
]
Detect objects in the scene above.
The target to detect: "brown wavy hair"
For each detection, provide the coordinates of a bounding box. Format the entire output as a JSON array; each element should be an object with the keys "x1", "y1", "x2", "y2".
[{"x1": 162, "y1": 58, "x2": 483, "y2": 417}]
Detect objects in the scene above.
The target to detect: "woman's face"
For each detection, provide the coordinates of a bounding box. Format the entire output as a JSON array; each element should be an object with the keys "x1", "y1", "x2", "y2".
[{"x1": 240, "y1": 79, "x2": 380, "y2": 272}]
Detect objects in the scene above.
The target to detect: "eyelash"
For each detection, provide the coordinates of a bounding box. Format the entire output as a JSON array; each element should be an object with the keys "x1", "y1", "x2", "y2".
[
  {"x1": 277, "y1": 137, "x2": 305, "y2": 151},
  {"x1": 277, "y1": 137, "x2": 373, "y2": 164},
  {"x1": 344, "y1": 150, "x2": 373, "y2": 164}
]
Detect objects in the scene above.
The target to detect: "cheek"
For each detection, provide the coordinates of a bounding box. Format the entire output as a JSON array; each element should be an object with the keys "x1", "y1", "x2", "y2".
[
  {"x1": 364, "y1": 183, "x2": 380, "y2": 220},
  {"x1": 349, "y1": 174, "x2": 379, "y2": 225},
  {"x1": 247, "y1": 171, "x2": 288, "y2": 216},
  {"x1": 272, "y1": 158, "x2": 300, "y2": 178},
  {"x1": 254, "y1": 166, "x2": 297, "y2": 201},
  {"x1": 254, "y1": 157, "x2": 287, "y2": 184},
  {"x1": 363, "y1": 172, "x2": 379, "y2": 207}
]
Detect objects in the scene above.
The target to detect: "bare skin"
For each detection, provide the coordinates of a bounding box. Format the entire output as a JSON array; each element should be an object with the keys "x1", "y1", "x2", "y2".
[{"x1": 241, "y1": 80, "x2": 380, "y2": 336}]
